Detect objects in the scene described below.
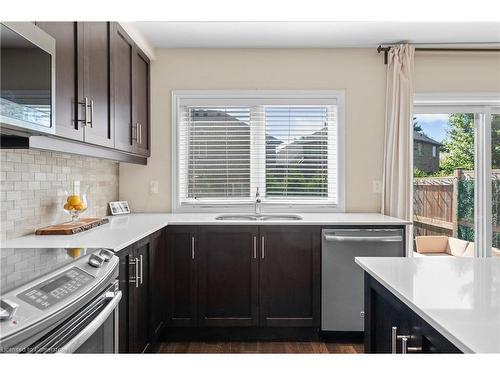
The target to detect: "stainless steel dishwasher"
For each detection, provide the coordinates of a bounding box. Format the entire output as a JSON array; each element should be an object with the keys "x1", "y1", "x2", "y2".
[{"x1": 321, "y1": 227, "x2": 405, "y2": 332}]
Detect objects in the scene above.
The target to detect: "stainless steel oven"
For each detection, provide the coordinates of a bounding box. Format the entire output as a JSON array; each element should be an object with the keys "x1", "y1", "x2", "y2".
[
  {"x1": 0, "y1": 248, "x2": 121, "y2": 353},
  {"x1": 0, "y1": 22, "x2": 56, "y2": 136}
]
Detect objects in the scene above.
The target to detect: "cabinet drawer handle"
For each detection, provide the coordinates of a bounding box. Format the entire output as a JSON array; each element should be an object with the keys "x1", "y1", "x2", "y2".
[
  {"x1": 253, "y1": 236, "x2": 257, "y2": 259},
  {"x1": 191, "y1": 236, "x2": 195, "y2": 260},
  {"x1": 261, "y1": 236, "x2": 265, "y2": 259},
  {"x1": 139, "y1": 254, "x2": 143, "y2": 285}
]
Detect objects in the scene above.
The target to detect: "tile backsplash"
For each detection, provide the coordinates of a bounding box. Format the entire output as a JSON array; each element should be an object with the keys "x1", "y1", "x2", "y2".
[{"x1": 0, "y1": 149, "x2": 118, "y2": 241}]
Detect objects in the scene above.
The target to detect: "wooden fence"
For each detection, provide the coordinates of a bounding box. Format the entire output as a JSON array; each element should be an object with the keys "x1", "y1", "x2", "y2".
[{"x1": 413, "y1": 169, "x2": 500, "y2": 238}]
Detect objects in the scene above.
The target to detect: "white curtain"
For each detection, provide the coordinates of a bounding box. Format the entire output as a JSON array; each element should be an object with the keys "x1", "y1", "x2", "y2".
[{"x1": 381, "y1": 44, "x2": 415, "y2": 221}]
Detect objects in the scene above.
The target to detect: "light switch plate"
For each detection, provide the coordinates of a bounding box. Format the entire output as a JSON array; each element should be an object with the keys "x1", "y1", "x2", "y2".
[{"x1": 150, "y1": 180, "x2": 159, "y2": 195}]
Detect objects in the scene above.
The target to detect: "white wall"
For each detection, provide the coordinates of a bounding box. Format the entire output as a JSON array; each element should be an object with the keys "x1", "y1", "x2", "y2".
[{"x1": 119, "y1": 48, "x2": 500, "y2": 213}]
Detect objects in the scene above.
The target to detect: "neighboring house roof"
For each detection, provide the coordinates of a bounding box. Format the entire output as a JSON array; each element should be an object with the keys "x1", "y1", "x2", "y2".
[{"x1": 414, "y1": 131, "x2": 442, "y2": 146}]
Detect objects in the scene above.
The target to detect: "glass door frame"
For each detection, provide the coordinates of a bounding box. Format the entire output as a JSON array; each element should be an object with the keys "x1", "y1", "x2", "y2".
[{"x1": 413, "y1": 93, "x2": 500, "y2": 257}]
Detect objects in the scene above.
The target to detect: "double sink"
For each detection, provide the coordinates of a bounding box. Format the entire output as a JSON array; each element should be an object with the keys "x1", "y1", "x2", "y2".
[{"x1": 215, "y1": 214, "x2": 302, "y2": 221}]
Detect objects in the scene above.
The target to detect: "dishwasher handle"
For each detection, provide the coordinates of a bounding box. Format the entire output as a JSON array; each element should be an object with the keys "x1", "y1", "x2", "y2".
[{"x1": 324, "y1": 234, "x2": 403, "y2": 243}]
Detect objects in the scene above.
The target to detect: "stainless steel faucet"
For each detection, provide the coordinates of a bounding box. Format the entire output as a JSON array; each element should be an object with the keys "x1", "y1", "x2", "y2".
[{"x1": 255, "y1": 187, "x2": 262, "y2": 215}]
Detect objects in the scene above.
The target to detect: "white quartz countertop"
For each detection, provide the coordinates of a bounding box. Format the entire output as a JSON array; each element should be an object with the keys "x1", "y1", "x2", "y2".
[
  {"x1": 355, "y1": 257, "x2": 500, "y2": 353},
  {"x1": 1, "y1": 212, "x2": 408, "y2": 252}
]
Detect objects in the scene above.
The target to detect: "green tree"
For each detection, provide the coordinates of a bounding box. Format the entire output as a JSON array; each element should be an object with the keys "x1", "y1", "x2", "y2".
[
  {"x1": 413, "y1": 117, "x2": 423, "y2": 133},
  {"x1": 439, "y1": 113, "x2": 475, "y2": 174},
  {"x1": 492, "y1": 114, "x2": 500, "y2": 169}
]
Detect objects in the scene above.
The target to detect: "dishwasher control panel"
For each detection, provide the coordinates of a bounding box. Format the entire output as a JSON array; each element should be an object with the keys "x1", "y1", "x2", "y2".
[{"x1": 17, "y1": 267, "x2": 94, "y2": 310}]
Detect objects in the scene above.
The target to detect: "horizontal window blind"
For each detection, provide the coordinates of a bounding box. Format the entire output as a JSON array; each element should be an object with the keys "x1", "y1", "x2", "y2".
[
  {"x1": 261, "y1": 105, "x2": 336, "y2": 200},
  {"x1": 176, "y1": 93, "x2": 339, "y2": 206},
  {"x1": 178, "y1": 107, "x2": 251, "y2": 201}
]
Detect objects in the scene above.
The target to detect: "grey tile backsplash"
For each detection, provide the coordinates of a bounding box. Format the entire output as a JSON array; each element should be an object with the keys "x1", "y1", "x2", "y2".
[{"x1": 0, "y1": 149, "x2": 118, "y2": 241}]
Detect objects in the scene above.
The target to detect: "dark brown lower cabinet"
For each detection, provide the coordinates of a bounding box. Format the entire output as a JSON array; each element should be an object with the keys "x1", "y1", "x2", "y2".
[
  {"x1": 150, "y1": 229, "x2": 168, "y2": 342},
  {"x1": 364, "y1": 273, "x2": 461, "y2": 354},
  {"x1": 119, "y1": 224, "x2": 323, "y2": 352},
  {"x1": 165, "y1": 226, "x2": 198, "y2": 327},
  {"x1": 259, "y1": 226, "x2": 321, "y2": 327},
  {"x1": 197, "y1": 226, "x2": 259, "y2": 327},
  {"x1": 118, "y1": 236, "x2": 152, "y2": 353}
]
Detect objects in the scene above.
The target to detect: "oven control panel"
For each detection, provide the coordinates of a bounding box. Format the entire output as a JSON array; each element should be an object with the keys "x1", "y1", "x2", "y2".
[{"x1": 16, "y1": 267, "x2": 95, "y2": 310}]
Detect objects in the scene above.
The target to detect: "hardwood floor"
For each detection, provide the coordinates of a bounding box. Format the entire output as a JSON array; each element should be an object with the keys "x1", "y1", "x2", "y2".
[{"x1": 157, "y1": 341, "x2": 364, "y2": 354}]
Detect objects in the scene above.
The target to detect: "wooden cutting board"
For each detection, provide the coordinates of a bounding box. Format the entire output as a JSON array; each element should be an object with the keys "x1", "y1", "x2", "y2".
[{"x1": 35, "y1": 218, "x2": 109, "y2": 235}]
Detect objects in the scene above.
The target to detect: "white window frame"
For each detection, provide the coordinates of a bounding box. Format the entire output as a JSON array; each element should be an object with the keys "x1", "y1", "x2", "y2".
[
  {"x1": 413, "y1": 92, "x2": 500, "y2": 258},
  {"x1": 171, "y1": 90, "x2": 346, "y2": 213}
]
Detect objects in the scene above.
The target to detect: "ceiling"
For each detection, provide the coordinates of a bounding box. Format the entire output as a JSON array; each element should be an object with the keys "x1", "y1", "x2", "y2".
[{"x1": 134, "y1": 22, "x2": 500, "y2": 48}]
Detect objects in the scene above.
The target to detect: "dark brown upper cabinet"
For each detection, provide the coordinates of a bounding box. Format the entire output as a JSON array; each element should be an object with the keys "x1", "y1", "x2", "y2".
[
  {"x1": 197, "y1": 226, "x2": 259, "y2": 327},
  {"x1": 111, "y1": 23, "x2": 134, "y2": 153},
  {"x1": 132, "y1": 48, "x2": 150, "y2": 156},
  {"x1": 111, "y1": 23, "x2": 150, "y2": 156},
  {"x1": 35, "y1": 22, "x2": 83, "y2": 141},
  {"x1": 36, "y1": 22, "x2": 113, "y2": 148},
  {"x1": 259, "y1": 226, "x2": 321, "y2": 327},
  {"x1": 80, "y1": 22, "x2": 113, "y2": 148},
  {"x1": 34, "y1": 22, "x2": 149, "y2": 160}
]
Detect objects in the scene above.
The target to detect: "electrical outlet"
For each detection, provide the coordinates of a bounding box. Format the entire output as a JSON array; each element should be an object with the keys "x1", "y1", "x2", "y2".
[
  {"x1": 360, "y1": 311, "x2": 365, "y2": 318},
  {"x1": 372, "y1": 180, "x2": 382, "y2": 194},
  {"x1": 150, "y1": 180, "x2": 159, "y2": 195}
]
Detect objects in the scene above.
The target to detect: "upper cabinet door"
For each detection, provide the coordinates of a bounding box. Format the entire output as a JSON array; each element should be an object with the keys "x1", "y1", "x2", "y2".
[
  {"x1": 35, "y1": 22, "x2": 84, "y2": 141},
  {"x1": 111, "y1": 23, "x2": 134, "y2": 153},
  {"x1": 259, "y1": 226, "x2": 321, "y2": 327},
  {"x1": 197, "y1": 226, "x2": 259, "y2": 327},
  {"x1": 81, "y1": 22, "x2": 114, "y2": 148},
  {"x1": 132, "y1": 48, "x2": 150, "y2": 156}
]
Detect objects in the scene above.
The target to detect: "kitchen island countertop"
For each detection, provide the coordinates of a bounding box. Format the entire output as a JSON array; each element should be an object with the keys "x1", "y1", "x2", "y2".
[{"x1": 355, "y1": 256, "x2": 500, "y2": 353}]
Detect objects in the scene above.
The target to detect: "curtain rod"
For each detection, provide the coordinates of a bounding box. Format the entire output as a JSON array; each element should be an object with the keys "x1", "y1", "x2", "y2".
[{"x1": 377, "y1": 44, "x2": 500, "y2": 64}]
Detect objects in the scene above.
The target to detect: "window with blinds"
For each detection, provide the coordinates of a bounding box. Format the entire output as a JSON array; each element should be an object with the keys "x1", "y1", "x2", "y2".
[{"x1": 174, "y1": 91, "x2": 343, "y2": 210}]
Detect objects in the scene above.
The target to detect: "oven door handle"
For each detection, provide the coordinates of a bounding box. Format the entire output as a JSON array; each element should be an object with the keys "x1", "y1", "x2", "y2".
[{"x1": 55, "y1": 290, "x2": 122, "y2": 354}]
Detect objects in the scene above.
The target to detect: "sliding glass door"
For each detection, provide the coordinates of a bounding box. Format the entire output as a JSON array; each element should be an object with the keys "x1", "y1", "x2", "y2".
[
  {"x1": 491, "y1": 109, "x2": 500, "y2": 256},
  {"x1": 412, "y1": 111, "x2": 477, "y2": 256},
  {"x1": 413, "y1": 95, "x2": 500, "y2": 258}
]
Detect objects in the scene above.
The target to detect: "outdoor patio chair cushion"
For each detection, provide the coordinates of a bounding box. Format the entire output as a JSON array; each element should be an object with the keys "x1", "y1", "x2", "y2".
[
  {"x1": 446, "y1": 237, "x2": 470, "y2": 256},
  {"x1": 415, "y1": 236, "x2": 449, "y2": 254}
]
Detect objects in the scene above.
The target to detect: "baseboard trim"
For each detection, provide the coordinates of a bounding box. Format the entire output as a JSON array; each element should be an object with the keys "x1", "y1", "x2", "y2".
[{"x1": 162, "y1": 327, "x2": 320, "y2": 341}]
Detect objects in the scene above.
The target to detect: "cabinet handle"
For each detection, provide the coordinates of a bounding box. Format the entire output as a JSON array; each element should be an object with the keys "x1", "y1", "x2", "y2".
[
  {"x1": 253, "y1": 236, "x2": 257, "y2": 259},
  {"x1": 191, "y1": 236, "x2": 195, "y2": 260},
  {"x1": 401, "y1": 337, "x2": 408, "y2": 354},
  {"x1": 89, "y1": 99, "x2": 94, "y2": 128},
  {"x1": 138, "y1": 123, "x2": 142, "y2": 144},
  {"x1": 261, "y1": 236, "x2": 265, "y2": 259},
  {"x1": 129, "y1": 257, "x2": 139, "y2": 288},
  {"x1": 391, "y1": 326, "x2": 397, "y2": 354},
  {"x1": 77, "y1": 97, "x2": 88, "y2": 127},
  {"x1": 139, "y1": 254, "x2": 143, "y2": 285}
]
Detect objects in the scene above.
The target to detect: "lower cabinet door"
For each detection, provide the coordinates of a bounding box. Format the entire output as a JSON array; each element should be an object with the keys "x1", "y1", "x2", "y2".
[
  {"x1": 166, "y1": 226, "x2": 198, "y2": 326},
  {"x1": 365, "y1": 277, "x2": 412, "y2": 353},
  {"x1": 259, "y1": 226, "x2": 321, "y2": 327},
  {"x1": 130, "y1": 243, "x2": 150, "y2": 353},
  {"x1": 117, "y1": 246, "x2": 133, "y2": 353},
  {"x1": 150, "y1": 229, "x2": 167, "y2": 341},
  {"x1": 197, "y1": 226, "x2": 259, "y2": 327}
]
